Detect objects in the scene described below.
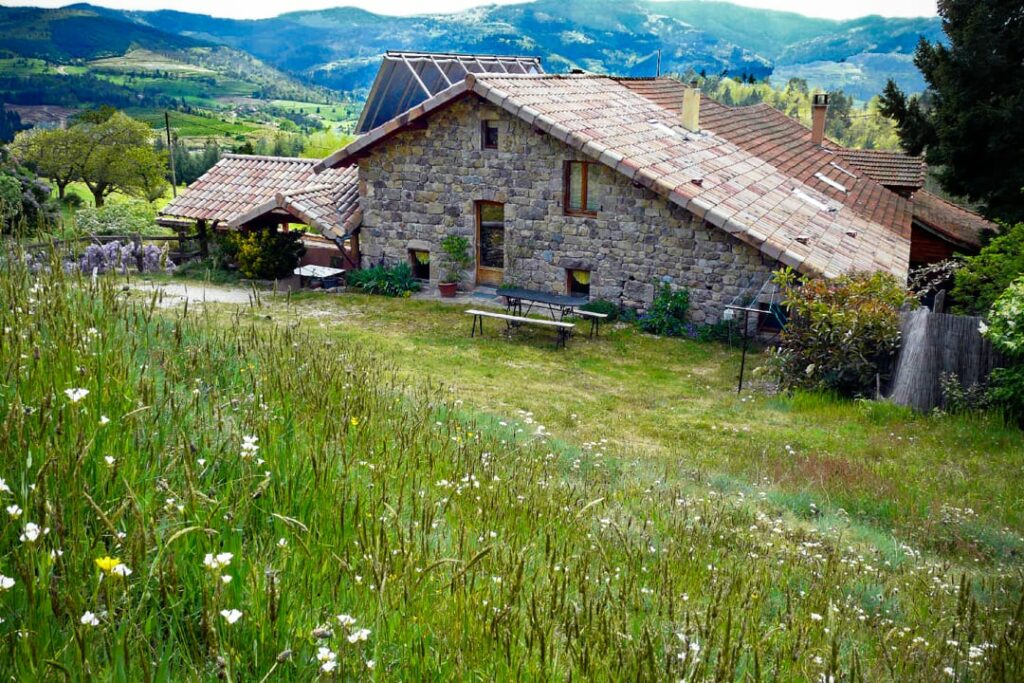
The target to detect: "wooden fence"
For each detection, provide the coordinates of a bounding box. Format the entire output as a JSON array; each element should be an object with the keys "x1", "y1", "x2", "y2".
[
  {"x1": 888, "y1": 307, "x2": 1004, "y2": 412},
  {"x1": 18, "y1": 233, "x2": 201, "y2": 263}
]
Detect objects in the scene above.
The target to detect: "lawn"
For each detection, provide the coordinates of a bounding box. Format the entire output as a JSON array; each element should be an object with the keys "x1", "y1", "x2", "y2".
[
  {"x1": 239, "y1": 290, "x2": 1024, "y2": 564},
  {"x1": 1, "y1": 260, "x2": 1022, "y2": 679}
]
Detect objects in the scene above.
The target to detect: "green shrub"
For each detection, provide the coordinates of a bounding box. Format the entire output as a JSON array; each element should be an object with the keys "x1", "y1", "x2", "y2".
[
  {"x1": 773, "y1": 269, "x2": 915, "y2": 397},
  {"x1": 346, "y1": 262, "x2": 421, "y2": 297},
  {"x1": 210, "y1": 231, "x2": 240, "y2": 270},
  {"x1": 981, "y1": 274, "x2": 1024, "y2": 423},
  {"x1": 638, "y1": 283, "x2": 690, "y2": 336},
  {"x1": 952, "y1": 222, "x2": 1024, "y2": 314},
  {"x1": 579, "y1": 298, "x2": 620, "y2": 322},
  {"x1": 440, "y1": 235, "x2": 472, "y2": 284},
  {"x1": 938, "y1": 371, "x2": 992, "y2": 414},
  {"x1": 72, "y1": 199, "x2": 165, "y2": 237},
  {"x1": 694, "y1": 319, "x2": 736, "y2": 343},
  {"x1": 234, "y1": 229, "x2": 305, "y2": 280}
]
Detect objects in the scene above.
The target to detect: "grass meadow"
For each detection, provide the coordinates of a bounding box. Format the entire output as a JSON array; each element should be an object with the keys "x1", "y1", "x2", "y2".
[{"x1": 1, "y1": 258, "x2": 1022, "y2": 680}]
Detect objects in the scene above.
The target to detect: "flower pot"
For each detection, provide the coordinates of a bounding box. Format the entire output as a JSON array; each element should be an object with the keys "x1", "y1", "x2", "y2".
[{"x1": 438, "y1": 282, "x2": 458, "y2": 298}]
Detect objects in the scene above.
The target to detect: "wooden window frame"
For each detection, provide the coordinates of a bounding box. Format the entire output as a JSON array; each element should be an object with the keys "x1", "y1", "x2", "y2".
[
  {"x1": 563, "y1": 160, "x2": 598, "y2": 217},
  {"x1": 481, "y1": 120, "x2": 499, "y2": 150}
]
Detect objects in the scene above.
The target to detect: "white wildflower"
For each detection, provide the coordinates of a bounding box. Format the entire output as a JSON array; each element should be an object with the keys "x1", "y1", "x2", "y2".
[
  {"x1": 203, "y1": 552, "x2": 233, "y2": 571},
  {"x1": 6, "y1": 505, "x2": 22, "y2": 519},
  {"x1": 336, "y1": 614, "x2": 357, "y2": 627},
  {"x1": 0, "y1": 575, "x2": 14, "y2": 590},
  {"x1": 347, "y1": 628, "x2": 371, "y2": 643},
  {"x1": 19, "y1": 522, "x2": 43, "y2": 543},
  {"x1": 64, "y1": 388, "x2": 89, "y2": 403},
  {"x1": 80, "y1": 611, "x2": 100, "y2": 627},
  {"x1": 110, "y1": 564, "x2": 132, "y2": 577},
  {"x1": 220, "y1": 609, "x2": 242, "y2": 625}
]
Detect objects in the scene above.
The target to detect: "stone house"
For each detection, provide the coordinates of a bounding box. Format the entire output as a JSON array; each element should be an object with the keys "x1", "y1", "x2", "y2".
[{"x1": 318, "y1": 73, "x2": 910, "y2": 322}]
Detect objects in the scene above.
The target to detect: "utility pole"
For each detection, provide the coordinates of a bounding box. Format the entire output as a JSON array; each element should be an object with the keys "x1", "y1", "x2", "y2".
[
  {"x1": 165, "y1": 111, "x2": 177, "y2": 197},
  {"x1": 656, "y1": 49, "x2": 662, "y2": 78}
]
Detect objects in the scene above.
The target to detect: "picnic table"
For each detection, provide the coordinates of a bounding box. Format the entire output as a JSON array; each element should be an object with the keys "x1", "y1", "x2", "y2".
[
  {"x1": 498, "y1": 287, "x2": 589, "y2": 320},
  {"x1": 495, "y1": 286, "x2": 610, "y2": 338}
]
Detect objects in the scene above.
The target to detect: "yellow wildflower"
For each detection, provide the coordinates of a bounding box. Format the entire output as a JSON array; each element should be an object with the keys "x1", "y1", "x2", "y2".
[
  {"x1": 350, "y1": 417, "x2": 359, "y2": 427},
  {"x1": 95, "y1": 556, "x2": 122, "y2": 574}
]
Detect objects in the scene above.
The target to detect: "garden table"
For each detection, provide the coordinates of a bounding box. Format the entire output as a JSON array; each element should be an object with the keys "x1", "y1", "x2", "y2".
[{"x1": 498, "y1": 287, "x2": 589, "y2": 321}]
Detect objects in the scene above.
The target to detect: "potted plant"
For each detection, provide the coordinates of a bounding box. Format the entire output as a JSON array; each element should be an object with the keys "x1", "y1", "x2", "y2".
[{"x1": 438, "y1": 235, "x2": 471, "y2": 298}]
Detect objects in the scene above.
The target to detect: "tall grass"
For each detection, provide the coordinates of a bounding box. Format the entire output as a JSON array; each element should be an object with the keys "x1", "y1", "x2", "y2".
[{"x1": 1, "y1": 254, "x2": 1022, "y2": 680}]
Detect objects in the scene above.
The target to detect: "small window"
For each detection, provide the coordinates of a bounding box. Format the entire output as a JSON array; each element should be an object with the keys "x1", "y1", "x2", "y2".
[
  {"x1": 567, "y1": 269, "x2": 591, "y2": 297},
  {"x1": 409, "y1": 249, "x2": 430, "y2": 280},
  {"x1": 481, "y1": 120, "x2": 499, "y2": 149},
  {"x1": 564, "y1": 161, "x2": 600, "y2": 216}
]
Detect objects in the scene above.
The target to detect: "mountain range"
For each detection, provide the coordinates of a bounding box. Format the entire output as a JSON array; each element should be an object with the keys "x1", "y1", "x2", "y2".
[{"x1": 1, "y1": 1, "x2": 944, "y2": 101}]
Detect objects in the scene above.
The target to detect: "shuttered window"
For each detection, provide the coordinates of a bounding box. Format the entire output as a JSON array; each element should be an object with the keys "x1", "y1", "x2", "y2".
[{"x1": 564, "y1": 161, "x2": 599, "y2": 216}]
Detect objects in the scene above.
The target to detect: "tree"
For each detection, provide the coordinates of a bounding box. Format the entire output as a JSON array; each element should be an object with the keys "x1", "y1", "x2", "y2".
[
  {"x1": 76, "y1": 112, "x2": 168, "y2": 207},
  {"x1": 824, "y1": 90, "x2": 853, "y2": 140},
  {"x1": 11, "y1": 127, "x2": 83, "y2": 199},
  {"x1": 0, "y1": 104, "x2": 26, "y2": 144},
  {"x1": 878, "y1": 0, "x2": 1024, "y2": 223},
  {"x1": 951, "y1": 222, "x2": 1024, "y2": 314}
]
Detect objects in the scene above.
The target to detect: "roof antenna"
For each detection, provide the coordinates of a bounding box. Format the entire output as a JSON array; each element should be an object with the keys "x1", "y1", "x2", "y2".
[{"x1": 656, "y1": 49, "x2": 662, "y2": 78}]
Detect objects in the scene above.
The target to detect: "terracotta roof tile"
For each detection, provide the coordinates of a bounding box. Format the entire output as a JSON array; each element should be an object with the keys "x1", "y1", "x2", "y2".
[
  {"x1": 617, "y1": 78, "x2": 917, "y2": 239},
  {"x1": 161, "y1": 154, "x2": 360, "y2": 241},
  {"x1": 835, "y1": 148, "x2": 925, "y2": 188},
  {"x1": 160, "y1": 154, "x2": 341, "y2": 224},
  {"x1": 911, "y1": 190, "x2": 998, "y2": 249}
]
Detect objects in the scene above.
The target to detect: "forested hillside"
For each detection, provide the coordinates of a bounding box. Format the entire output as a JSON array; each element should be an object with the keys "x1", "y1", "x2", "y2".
[{"x1": 1, "y1": 1, "x2": 942, "y2": 100}]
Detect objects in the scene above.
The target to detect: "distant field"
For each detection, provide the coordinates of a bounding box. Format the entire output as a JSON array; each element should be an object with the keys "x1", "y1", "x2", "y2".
[
  {"x1": 270, "y1": 99, "x2": 360, "y2": 124},
  {"x1": 129, "y1": 109, "x2": 262, "y2": 139},
  {"x1": 0, "y1": 56, "x2": 87, "y2": 77},
  {"x1": 89, "y1": 49, "x2": 216, "y2": 75}
]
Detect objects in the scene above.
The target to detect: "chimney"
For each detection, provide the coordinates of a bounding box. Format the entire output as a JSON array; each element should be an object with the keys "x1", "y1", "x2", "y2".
[
  {"x1": 681, "y1": 80, "x2": 700, "y2": 132},
  {"x1": 811, "y1": 92, "x2": 829, "y2": 145}
]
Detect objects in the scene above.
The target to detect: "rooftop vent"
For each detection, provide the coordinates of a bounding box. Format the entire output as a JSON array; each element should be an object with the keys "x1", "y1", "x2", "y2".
[{"x1": 814, "y1": 172, "x2": 848, "y2": 193}]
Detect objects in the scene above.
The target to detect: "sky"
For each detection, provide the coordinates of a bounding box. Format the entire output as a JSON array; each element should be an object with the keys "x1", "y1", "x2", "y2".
[{"x1": 1, "y1": 0, "x2": 940, "y2": 21}]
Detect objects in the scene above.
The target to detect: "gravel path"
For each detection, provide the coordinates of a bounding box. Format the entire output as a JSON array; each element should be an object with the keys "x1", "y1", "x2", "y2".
[{"x1": 132, "y1": 281, "x2": 269, "y2": 307}]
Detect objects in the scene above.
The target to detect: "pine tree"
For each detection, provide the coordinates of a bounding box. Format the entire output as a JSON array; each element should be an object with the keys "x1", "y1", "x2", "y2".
[{"x1": 879, "y1": 0, "x2": 1024, "y2": 222}]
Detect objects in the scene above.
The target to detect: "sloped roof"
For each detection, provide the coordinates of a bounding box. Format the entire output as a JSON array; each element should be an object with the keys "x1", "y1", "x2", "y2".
[
  {"x1": 834, "y1": 148, "x2": 925, "y2": 189},
  {"x1": 617, "y1": 78, "x2": 913, "y2": 234},
  {"x1": 161, "y1": 155, "x2": 326, "y2": 223},
  {"x1": 226, "y1": 166, "x2": 361, "y2": 239},
  {"x1": 356, "y1": 51, "x2": 544, "y2": 134},
  {"x1": 912, "y1": 190, "x2": 997, "y2": 249},
  {"x1": 619, "y1": 78, "x2": 994, "y2": 254},
  {"x1": 322, "y1": 73, "x2": 910, "y2": 280}
]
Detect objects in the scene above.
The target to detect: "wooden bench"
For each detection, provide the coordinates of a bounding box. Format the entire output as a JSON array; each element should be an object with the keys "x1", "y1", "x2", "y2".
[
  {"x1": 466, "y1": 309, "x2": 575, "y2": 349},
  {"x1": 569, "y1": 309, "x2": 609, "y2": 338}
]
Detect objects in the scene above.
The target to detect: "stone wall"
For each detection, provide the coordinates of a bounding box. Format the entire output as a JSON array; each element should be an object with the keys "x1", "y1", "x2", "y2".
[{"x1": 357, "y1": 96, "x2": 776, "y2": 322}]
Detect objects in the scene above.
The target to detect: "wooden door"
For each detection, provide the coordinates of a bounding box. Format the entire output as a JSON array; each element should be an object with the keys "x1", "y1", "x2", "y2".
[{"x1": 476, "y1": 201, "x2": 505, "y2": 286}]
